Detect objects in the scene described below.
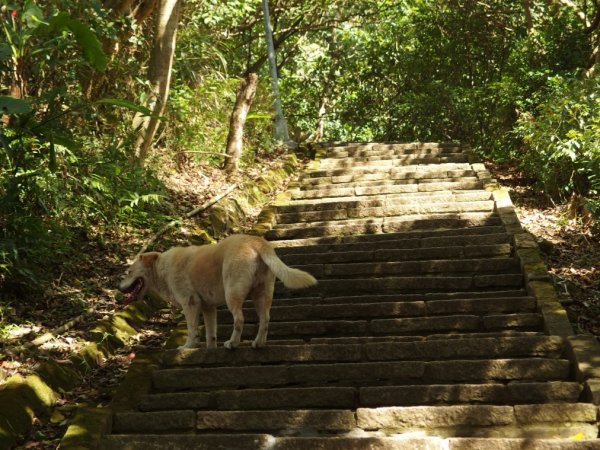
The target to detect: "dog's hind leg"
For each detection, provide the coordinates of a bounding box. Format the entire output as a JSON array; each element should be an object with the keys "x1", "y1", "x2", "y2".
[
  {"x1": 201, "y1": 303, "x2": 217, "y2": 349},
  {"x1": 251, "y1": 274, "x2": 275, "y2": 349},
  {"x1": 180, "y1": 295, "x2": 201, "y2": 349},
  {"x1": 223, "y1": 257, "x2": 255, "y2": 350},
  {"x1": 224, "y1": 298, "x2": 244, "y2": 350}
]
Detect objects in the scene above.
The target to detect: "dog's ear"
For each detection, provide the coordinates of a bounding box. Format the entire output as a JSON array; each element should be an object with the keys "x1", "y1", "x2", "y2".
[{"x1": 139, "y1": 252, "x2": 159, "y2": 268}]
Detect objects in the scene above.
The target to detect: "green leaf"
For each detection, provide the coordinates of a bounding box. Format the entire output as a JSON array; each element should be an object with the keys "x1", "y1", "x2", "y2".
[
  {"x1": 66, "y1": 19, "x2": 108, "y2": 72},
  {"x1": 45, "y1": 13, "x2": 107, "y2": 72},
  {"x1": 0, "y1": 96, "x2": 32, "y2": 115},
  {"x1": 96, "y1": 98, "x2": 164, "y2": 119},
  {"x1": 23, "y1": 0, "x2": 45, "y2": 29}
]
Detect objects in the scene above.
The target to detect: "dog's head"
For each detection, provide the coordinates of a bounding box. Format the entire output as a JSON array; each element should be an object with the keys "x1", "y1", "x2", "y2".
[{"x1": 119, "y1": 252, "x2": 159, "y2": 305}]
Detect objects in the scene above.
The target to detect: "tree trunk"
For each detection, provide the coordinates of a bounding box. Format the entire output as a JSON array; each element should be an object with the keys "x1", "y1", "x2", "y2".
[
  {"x1": 521, "y1": 0, "x2": 533, "y2": 32},
  {"x1": 222, "y1": 72, "x2": 259, "y2": 174},
  {"x1": 131, "y1": 0, "x2": 181, "y2": 165}
]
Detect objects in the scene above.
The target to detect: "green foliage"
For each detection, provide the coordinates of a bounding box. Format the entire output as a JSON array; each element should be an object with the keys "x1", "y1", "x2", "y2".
[
  {"x1": 0, "y1": 0, "x2": 168, "y2": 295},
  {"x1": 282, "y1": 0, "x2": 598, "y2": 215},
  {"x1": 515, "y1": 76, "x2": 600, "y2": 204}
]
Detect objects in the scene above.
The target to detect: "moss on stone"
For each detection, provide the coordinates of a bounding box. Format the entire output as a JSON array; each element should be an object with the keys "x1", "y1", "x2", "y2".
[
  {"x1": 21, "y1": 374, "x2": 59, "y2": 412},
  {"x1": 71, "y1": 342, "x2": 108, "y2": 373},
  {"x1": 59, "y1": 406, "x2": 112, "y2": 450},
  {"x1": 37, "y1": 360, "x2": 79, "y2": 392},
  {"x1": 110, "y1": 352, "x2": 161, "y2": 413}
]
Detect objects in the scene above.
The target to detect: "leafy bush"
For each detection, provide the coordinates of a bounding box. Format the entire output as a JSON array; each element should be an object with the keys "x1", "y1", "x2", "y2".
[
  {"x1": 515, "y1": 75, "x2": 600, "y2": 205},
  {"x1": 0, "y1": 1, "x2": 168, "y2": 295}
]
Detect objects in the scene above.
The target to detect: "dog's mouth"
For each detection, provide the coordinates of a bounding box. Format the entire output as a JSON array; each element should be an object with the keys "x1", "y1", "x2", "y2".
[{"x1": 121, "y1": 278, "x2": 144, "y2": 305}]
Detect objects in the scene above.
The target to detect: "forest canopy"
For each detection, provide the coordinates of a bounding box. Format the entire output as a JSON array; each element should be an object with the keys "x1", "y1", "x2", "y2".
[{"x1": 1, "y1": 0, "x2": 599, "y2": 296}]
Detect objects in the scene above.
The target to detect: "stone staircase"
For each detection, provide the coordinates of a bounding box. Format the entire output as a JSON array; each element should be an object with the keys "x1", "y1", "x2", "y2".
[{"x1": 96, "y1": 143, "x2": 600, "y2": 449}]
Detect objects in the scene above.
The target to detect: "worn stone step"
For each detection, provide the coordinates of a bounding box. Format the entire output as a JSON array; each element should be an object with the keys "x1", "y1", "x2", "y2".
[
  {"x1": 281, "y1": 190, "x2": 493, "y2": 212},
  {"x1": 327, "y1": 147, "x2": 458, "y2": 158},
  {"x1": 306, "y1": 332, "x2": 547, "y2": 346},
  {"x1": 305, "y1": 161, "x2": 473, "y2": 179},
  {"x1": 152, "y1": 358, "x2": 568, "y2": 391},
  {"x1": 325, "y1": 142, "x2": 462, "y2": 157},
  {"x1": 359, "y1": 382, "x2": 583, "y2": 407},
  {"x1": 291, "y1": 180, "x2": 484, "y2": 199},
  {"x1": 209, "y1": 313, "x2": 543, "y2": 341},
  {"x1": 300, "y1": 174, "x2": 479, "y2": 190},
  {"x1": 356, "y1": 403, "x2": 598, "y2": 438},
  {"x1": 273, "y1": 294, "x2": 532, "y2": 311},
  {"x1": 257, "y1": 313, "x2": 539, "y2": 339},
  {"x1": 217, "y1": 296, "x2": 535, "y2": 326},
  {"x1": 266, "y1": 214, "x2": 502, "y2": 240},
  {"x1": 278, "y1": 238, "x2": 512, "y2": 263},
  {"x1": 161, "y1": 336, "x2": 564, "y2": 368},
  {"x1": 99, "y1": 435, "x2": 600, "y2": 450},
  {"x1": 275, "y1": 200, "x2": 495, "y2": 224},
  {"x1": 134, "y1": 381, "x2": 582, "y2": 417},
  {"x1": 270, "y1": 225, "x2": 508, "y2": 247},
  {"x1": 100, "y1": 434, "x2": 272, "y2": 450},
  {"x1": 292, "y1": 258, "x2": 520, "y2": 280},
  {"x1": 317, "y1": 153, "x2": 470, "y2": 169},
  {"x1": 449, "y1": 438, "x2": 600, "y2": 449},
  {"x1": 138, "y1": 387, "x2": 356, "y2": 412},
  {"x1": 276, "y1": 274, "x2": 524, "y2": 298},
  {"x1": 301, "y1": 172, "x2": 479, "y2": 187}
]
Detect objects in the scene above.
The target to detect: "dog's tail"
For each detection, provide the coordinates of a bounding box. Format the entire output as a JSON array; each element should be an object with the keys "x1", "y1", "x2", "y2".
[{"x1": 258, "y1": 244, "x2": 317, "y2": 289}]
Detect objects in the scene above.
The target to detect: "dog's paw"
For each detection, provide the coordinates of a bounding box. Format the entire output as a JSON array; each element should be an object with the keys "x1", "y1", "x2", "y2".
[
  {"x1": 178, "y1": 342, "x2": 197, "y2": 350},
  {"x1": 252, "y1": 340, "x2": 266, "y2": 349},
  {"x1": 224, "y1": 340, "x2": 238, "y2": 350}
]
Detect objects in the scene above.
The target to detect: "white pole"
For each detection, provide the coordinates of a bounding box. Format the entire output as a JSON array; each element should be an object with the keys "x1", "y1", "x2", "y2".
[{"x1": 261, "y1": 0, "x2": 291, "y2": 144}]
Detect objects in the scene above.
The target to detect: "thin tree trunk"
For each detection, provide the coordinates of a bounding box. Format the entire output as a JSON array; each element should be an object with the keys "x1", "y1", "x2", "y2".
[
  {"x1": 223, "y1": 72, "x2": 259, "y2": 174},
  {"x1": 521, "y1": 0, "x2": 533, "y2": 32},
  {"x1": 131, "y1": 0, "x2": 181, "y2": 165}
]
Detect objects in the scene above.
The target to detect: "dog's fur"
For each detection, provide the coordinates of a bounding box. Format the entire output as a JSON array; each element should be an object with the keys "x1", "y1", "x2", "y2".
[{"x1": 119, "y1": 234, "x2": 317, "y2": 349}]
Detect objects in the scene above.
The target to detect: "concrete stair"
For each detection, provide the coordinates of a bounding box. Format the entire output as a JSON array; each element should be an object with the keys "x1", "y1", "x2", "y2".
[{"x1": 98, "y1": 143, "x2": 600, "y2": 449}]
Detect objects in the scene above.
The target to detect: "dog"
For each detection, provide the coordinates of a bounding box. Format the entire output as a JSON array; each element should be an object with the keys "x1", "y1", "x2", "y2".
[{"x1": 119, "y1": 234, "x2": 317, "y2": 349}]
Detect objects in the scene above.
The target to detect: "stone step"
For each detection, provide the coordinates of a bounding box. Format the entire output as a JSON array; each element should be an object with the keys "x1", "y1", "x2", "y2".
[
  {"x1": 275, "y1": 200, "x2": 495, "y2": 224},
  {"x1": 287, "y1": 258, "x2": 520, "y2": 280},
  {"x1": 304, "y1": 161, "x2": 473, "y2": 178},
  {"x1": 274, "y1": 292, "x2": 530, "y2": 308},
  {"x1": 217, "y1": 313, "x2": 543, "y2": 340},
  {"x1": 280, "y1": 190, "x2": 492, "y2": 212},
  {"x1": 161, "y1": 337, "x2": 564, "y2": 367},
  {"x1": 301, "y1": 174, "x2": 483, "y2": 189},
  {"x1": 115, "y1": 394, "x2": 593, "y2": 435},
  {"x1": 278, "y1": 241, "x2": 512, "y2": 264},
  {"x1": 325, "y1": 142, "x2": 463, "y2": 158},
  {"x1": 317, "y1": 153, "x2": 470, "y2": 169},
  {"x1": 152, "y1": 358, "x2": 567, "y2": 391},
  {"x1": 270, "y1": 225, "x2": 508, "y2": 247},
  {"x1": 133, "y1": 381, "x2": 583, "y2": 416},
  {"x1": 276, "y1": 273, "x2": 524, "y2": 297},
  {"x1": 100, "y1": 434, "x2": 600, "y2": 450},
  {"x1": 291, "y1": 180, "x2": 484, "y2": 200},
  {"x1": 266, "y1": 213, "x2": 502, "y2": 240},
  {"x1": 191, "y1": 313, "x2": 541, "y2": 344},
  {"x1": 217, "y1": 296, "x2": 536, "y2": 325},
  {"x1": 299, "y1": 170, "x2": 479, "y2": 190},
  {"x1": 307, "y1": 331, "x2": 547, "y2": 345}
]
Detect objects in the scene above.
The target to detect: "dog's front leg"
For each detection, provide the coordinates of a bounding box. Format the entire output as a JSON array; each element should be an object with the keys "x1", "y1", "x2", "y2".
[{"x1": 179, "y1": 296, "x2": 201, "y2": 349}]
